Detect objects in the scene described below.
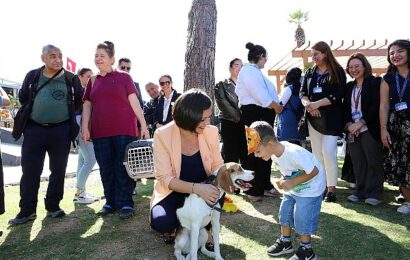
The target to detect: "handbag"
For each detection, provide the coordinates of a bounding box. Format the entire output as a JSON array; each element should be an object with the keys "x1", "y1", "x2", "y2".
[{"x1": 298, "y1": 113, "x2": 309, "y2": 137}]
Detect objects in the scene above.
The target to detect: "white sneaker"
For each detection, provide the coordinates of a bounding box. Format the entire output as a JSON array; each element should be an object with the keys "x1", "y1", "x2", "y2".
[
  {"x1": 397, "y1": 202, "x2": 410, "y2": 214},
  {"x1": 347, "y1": 194, "x2": 359, "y2": 202},
  {"x1": 74, "y1": 192, "x2": 95, "y2": 204},
  {"x1": 365, "y1": 198, "x2": 381, "y2": 206}
]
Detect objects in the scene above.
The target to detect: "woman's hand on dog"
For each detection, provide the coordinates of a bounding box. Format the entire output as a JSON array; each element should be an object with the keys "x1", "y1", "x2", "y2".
[{"x1": 194, "y1": 183, "x2": 220, "y2": 205}]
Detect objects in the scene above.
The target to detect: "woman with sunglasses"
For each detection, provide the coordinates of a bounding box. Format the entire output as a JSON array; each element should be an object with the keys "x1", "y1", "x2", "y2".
[{"x1": 154, "y1": 75, "x2": 181, "y2": 129}]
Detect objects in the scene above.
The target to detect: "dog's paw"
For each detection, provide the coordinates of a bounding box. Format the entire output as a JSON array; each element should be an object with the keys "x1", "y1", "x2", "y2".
[
  {"x1": 200, "y1": 247, "x2": 215, "y2": 258},
  {"x1": 215, "y1": 256, "x2": 224, "y2": 260},
  {"x1": 174, "y1": 251, "x2": 185, "y2": 260}
]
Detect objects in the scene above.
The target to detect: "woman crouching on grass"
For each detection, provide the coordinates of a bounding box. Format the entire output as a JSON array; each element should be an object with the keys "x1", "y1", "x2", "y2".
[{"x1": 248, "y1": 121, "x2": 325, "y2": 260}]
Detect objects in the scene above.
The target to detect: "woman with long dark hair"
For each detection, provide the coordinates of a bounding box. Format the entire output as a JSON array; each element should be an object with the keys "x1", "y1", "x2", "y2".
[
  {"x1": 300, "y1": 41, "x2": 347, "y2": 202},
  {"x1": 380, "y1": 39, "x2": 410, "y2": 214}
]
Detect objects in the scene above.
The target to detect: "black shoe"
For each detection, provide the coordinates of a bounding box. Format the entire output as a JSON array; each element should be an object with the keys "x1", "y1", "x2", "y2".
[
  {"x1": 8, "y1": 213, "x2": 37, "y2": 225},
  {"x1": 97, "y1": 206, "x2": 116, "y2": 217},
  {"x1": 119, "y1": 207, "x2": 135, "y2": 220},
  {"x1": 47, "y1": 208, "x2": 66, "y2": 218},
  {"x1": 289, "y1": 246, "x2": 317, "y2": 260},
  {"x1": 324, "y1": 192, "x2": 337, "y2": 202},
  {"x1": 267, "y1": 238, "x2": 294, "y2": 256},
  {"x1": 395, "y1": 193, "x2": 405, "y2": 203},
  {"x1": 234, "y1": 188, "x2": 240, "y2": 195}
]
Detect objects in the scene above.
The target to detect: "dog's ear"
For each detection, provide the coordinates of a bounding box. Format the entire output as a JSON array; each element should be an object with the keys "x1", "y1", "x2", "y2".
[{"x1": 217, "y1": 166, "x2": 234, "y2": 193}]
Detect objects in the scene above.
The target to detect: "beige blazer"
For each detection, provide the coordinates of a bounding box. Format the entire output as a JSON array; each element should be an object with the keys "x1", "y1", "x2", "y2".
[{"x1": 150, "y1": 122, "x2": 224, "y2": 208}]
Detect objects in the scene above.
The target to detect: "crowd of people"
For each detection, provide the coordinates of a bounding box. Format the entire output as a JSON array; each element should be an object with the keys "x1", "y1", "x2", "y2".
[{"x1": 0, "y1": 38, "x2": 409, "y2": 259}]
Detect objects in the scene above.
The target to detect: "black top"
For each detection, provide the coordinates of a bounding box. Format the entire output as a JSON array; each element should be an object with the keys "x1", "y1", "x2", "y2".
[
  {"x1": 180, "y1": 151, "x2": 207, "y2": 184},
  {"x1": 301, "y1": 66, "x2": 347, "y2": 136},
  {"x1": 344, "y1": 76, "x2": 382, "y2": 142},
  {"x1": 153, "y1": 91, "x2": 181, "y2": 125},
  {"x1": 383, "y1": 71, "x2": 410, "y2": 116}
]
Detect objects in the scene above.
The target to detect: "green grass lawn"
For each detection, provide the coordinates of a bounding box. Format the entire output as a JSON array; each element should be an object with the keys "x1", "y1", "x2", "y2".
[{"x1": 0, "y1": 159, "x2": 409, "y2": 259}]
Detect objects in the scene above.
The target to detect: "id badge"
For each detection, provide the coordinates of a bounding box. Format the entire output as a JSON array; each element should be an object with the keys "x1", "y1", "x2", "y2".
[
  {"x1": 313, "y1": 86, "x2": 322, "y2": 94},
  {"x1": 395, "y1": 102, "x2": 408, "y2": 111},
  {"x1": 352, "y1": 111, "x2": 361, "y2": 121}
]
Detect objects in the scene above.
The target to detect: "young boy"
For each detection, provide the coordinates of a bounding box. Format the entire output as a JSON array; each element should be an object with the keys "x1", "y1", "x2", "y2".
[{"x1": 247, "y1": 121, "x2": 325, "y2": 260}]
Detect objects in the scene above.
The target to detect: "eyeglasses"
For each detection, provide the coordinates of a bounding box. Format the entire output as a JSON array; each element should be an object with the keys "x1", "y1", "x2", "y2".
[
  {"x1": 120, "y1": 66, "x2": 131, "y2": 71},
  {"x1": 159, "y1": 81, "x2": 171, "y2": 86}
]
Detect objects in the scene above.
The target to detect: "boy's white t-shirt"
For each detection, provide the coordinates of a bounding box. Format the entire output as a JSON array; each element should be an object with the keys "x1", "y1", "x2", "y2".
[{"x1": 271, "y1": 141, "x2": 326, "y2": 197}]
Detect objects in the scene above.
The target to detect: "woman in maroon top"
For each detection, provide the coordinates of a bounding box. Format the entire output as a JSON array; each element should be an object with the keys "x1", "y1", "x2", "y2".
[{"x1": 82, "y1": 41, "x2": 148, "y2": 220}]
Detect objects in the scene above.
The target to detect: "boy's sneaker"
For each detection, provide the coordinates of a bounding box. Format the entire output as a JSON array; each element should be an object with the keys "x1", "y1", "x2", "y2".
[
  {"x1": 47, "y1": 208, "x2": 66, "y2": 218},
  {"x1": 324, "y1": 192, "x2": 337, "y2": 202},
  {"x1": 267, "y1": 238, "x2": 294, "y2": 256},
  {"x1": 73, "y1": 192, "x2": 95, "y2": 204},
  {"x1": 289, "y1": 246, "x2": 317, "y2": 260},
  {"x1": 397, "y1": 202, "x2": 410, "y2": 214}
]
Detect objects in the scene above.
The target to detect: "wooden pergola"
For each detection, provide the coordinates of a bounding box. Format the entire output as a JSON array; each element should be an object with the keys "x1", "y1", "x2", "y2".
[{"x1": 268, "y1": 40, "x2": 389, "y2": 92}]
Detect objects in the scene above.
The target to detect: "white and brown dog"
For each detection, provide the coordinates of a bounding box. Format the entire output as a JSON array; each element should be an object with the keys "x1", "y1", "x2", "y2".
[{"x1": 174, "y1": 162, "x2": 254, "y2": 260}]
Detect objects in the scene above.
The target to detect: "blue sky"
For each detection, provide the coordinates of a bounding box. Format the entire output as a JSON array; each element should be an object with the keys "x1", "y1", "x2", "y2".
[{"x1": 0, "y1": 0, "x2": 407, "y2": 101}]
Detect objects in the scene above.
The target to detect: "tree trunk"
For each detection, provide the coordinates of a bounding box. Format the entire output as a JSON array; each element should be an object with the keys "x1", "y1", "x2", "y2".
[{"x1": 184, "y1": 0, "x2": 217, "y2": 102}]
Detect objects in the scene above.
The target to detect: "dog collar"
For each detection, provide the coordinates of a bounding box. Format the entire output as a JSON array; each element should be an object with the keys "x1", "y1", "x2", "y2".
[
  {"x1": 204, "y1": 174, "x2": 217, "y2": 185},
  {"x1": 206, "y1": 201, "x2": 223, "y2": 213}
]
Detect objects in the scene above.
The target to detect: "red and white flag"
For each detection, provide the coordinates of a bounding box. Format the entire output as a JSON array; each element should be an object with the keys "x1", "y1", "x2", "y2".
[{"x1": 66, "y1": 57, "x2": 77, "y2": 73}]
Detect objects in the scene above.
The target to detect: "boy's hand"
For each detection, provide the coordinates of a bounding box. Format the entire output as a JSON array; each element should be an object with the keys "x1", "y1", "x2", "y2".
[{"x1": 276, "y1": 179, "x2": 295, "y2": 191}]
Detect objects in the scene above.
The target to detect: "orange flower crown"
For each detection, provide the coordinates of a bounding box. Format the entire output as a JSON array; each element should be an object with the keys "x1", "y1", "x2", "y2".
[{"x1": 245, "y1": 127, "x2": 261, "y2": 154}]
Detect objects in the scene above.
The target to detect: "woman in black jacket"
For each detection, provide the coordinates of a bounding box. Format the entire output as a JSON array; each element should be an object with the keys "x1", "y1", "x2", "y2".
[
  {"x1": 300, "y1": 41, "x2": 347, "y2": 202},
  {"x1": 154, "y1": 74, "x2": 181, "y2": 129},
  {"x1": 215, "y1": 58, "x2": 247, "y2": 164},
  {"x1": 344, "y1": 53, "x2": 384, "y2": 206}
]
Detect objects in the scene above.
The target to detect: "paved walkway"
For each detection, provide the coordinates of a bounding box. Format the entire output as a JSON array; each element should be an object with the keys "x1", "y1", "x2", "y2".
[{"x1": 3, "y1": 150, "x2": 99, "y2": 185}]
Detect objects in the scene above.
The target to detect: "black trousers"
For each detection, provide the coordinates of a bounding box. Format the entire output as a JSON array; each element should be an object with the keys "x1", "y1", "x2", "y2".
[
  {"x1": 220, "y1": 119, "x2": 247, "y2": 164},
  {"x1": 240, "y1": 104, "x2": 276, "y2": 196},
  {"x1": 348, "y1": 131, "x2": 384, "y2": 199},
  {"x1": 19, "y1": 121, "x2": 71, "y2": 216}
]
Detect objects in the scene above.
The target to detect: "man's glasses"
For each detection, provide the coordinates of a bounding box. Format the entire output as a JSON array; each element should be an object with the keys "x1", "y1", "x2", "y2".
[
  {"x1": 159, "y1": 81, "x2": 171, "y2": 86},
  {"x1": 120, "y1": 66, "x2": 131, "y2": 71}
]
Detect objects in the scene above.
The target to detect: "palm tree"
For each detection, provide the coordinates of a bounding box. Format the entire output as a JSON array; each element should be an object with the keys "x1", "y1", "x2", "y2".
[{"x1": 288, "y1": 9, "x2": 309, "y2": 48}]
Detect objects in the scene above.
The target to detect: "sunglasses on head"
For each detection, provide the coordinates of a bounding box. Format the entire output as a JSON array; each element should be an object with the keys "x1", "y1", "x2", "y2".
[
  {"x1": 120, "y1": 66, "x2": 131, "y2": 71},
  {"x1": 159, "y1": 81, "x2": 171, "y2": 86}
]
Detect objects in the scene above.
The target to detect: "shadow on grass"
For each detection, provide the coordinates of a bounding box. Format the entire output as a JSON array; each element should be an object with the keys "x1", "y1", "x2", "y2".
[
  {"x1": 317, "y1": 211, "x2": 410, "y2": 259},
  {"x1": 333, "y1": 186, "x2": 410, "y2": 230}
]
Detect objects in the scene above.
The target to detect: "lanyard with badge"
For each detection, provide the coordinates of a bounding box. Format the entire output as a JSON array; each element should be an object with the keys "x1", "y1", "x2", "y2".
[
  {"x1": 395, "y1": 73, "x2": 409, "y2": 111},
  {"x1": 351, "y1": 86, "x2": 362, "y2": 121},
  {"x1": 313, "y1": 72, "x2": 325, "y2": 94}
]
